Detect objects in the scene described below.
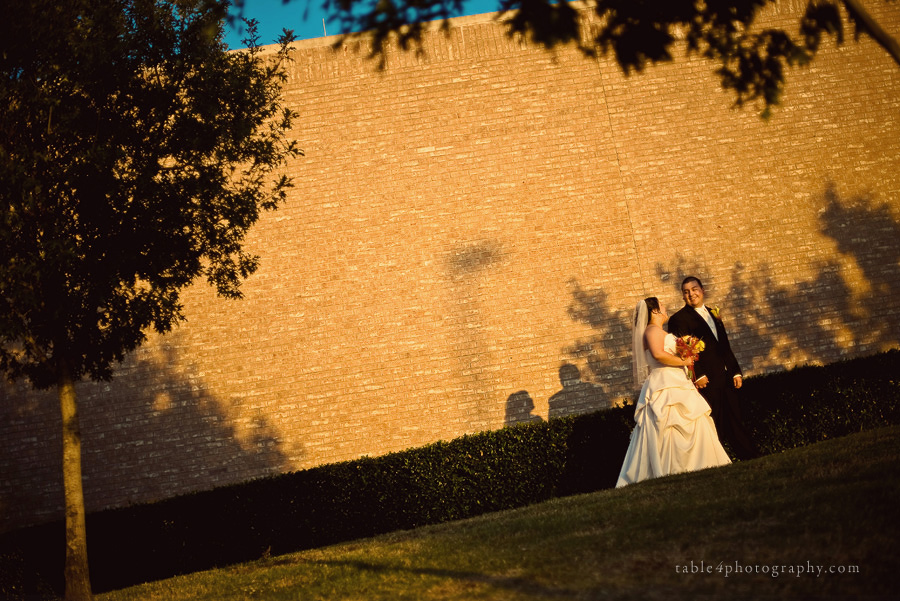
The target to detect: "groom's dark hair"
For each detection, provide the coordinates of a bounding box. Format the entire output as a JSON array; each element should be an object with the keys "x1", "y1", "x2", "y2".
[{"x1": 681, "y1": 276, "x2": 703, "y2": 290}]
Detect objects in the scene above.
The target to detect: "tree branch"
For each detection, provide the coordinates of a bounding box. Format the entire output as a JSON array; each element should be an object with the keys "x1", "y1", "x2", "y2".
[{"x1": 841, "y1": 0, "x2": 900, "y2": 67}]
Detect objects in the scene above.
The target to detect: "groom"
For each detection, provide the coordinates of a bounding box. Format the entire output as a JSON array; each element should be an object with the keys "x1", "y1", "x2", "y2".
[{"x1": 668, "y1": 276, "x2": 759, "y2": 460}]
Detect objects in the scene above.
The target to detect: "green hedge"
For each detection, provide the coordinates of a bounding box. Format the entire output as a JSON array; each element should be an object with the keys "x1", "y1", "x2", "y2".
[
  {"x1": 2, "y1": 349, "x2": 898, "y2": 598},
  {"x1": 742, "y1": 349, "x2": 900, "y2": 454},
  {"x1": 0, "y1": 408, "x2": 635, "y2": 596}
]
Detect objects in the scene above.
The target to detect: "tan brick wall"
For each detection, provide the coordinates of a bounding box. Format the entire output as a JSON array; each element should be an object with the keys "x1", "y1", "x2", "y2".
[{"x1": 2, "y1": 2, "x2": 899, "y2": 531}]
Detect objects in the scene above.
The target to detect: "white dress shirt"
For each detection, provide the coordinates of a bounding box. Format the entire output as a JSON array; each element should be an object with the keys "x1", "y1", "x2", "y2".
[{"x1": 694, "y1": 305, "x2": 718, "y2": 340}]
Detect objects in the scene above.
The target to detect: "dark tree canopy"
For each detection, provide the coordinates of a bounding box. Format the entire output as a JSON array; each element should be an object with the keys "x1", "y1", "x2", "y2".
[
  {"x1": 0, "y1": 0, "x2": 301, "y2": 390},
  {"x1": 2, "y1": 1, "x2": 300, "y2": 598}
]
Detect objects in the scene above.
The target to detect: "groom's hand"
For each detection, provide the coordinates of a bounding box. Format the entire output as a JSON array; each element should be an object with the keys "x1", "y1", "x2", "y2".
[
  {"x1": 694, "y1": 375, "x2": 709, "y2": 389},
  {"x1": 733, "y1": 374, "x2": 743, "y2": 389}
]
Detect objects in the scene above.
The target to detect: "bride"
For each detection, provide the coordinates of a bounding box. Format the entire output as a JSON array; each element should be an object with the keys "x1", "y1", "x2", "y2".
[{"x1": 616, "y1": 297, "x2": 731, "y2": 487}]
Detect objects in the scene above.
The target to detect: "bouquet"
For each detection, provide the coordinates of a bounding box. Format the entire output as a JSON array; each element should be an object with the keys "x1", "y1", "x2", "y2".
[{"x1": 675, "y1": 335, "x2": 705, "y2": 381}]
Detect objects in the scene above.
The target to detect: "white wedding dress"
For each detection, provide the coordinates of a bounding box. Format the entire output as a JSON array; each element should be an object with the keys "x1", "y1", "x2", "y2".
[{"x1": 616, "y1": 333, "x2": 731, "y2": 487}]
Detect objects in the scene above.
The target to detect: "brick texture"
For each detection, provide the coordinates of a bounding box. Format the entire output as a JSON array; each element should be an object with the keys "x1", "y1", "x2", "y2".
[{"x1": 2, "y1": 2, "x2": 900, "y2": 531}]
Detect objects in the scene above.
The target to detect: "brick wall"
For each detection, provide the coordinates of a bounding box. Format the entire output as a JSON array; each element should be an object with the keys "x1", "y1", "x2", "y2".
[{"x1": 2, "y1": 2, "x2": 899, "y2": 531}]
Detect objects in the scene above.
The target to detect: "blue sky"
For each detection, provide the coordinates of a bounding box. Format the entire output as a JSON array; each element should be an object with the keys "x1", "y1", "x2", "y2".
[{"x1": 224, "y1": 0, "x2": 502, "y2": 49}]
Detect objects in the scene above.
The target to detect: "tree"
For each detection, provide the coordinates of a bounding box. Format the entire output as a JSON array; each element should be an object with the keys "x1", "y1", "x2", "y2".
[
  {"x1": 296, "y1": 0, "x2": 899, "y2": 117},
  {"x1": 0, "y1": 1, "x2": 301, "y2": 599}
]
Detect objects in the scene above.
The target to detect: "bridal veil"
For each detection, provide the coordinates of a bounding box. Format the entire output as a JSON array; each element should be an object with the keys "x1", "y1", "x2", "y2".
[{"x1": 632, "y1": 299, "x2": 649, "y2": 390}]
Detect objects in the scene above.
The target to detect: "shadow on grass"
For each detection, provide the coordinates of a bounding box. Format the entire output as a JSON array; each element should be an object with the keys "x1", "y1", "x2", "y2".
[{"x1": 303, "y1": 558, "x2": 582, "y2": 599}]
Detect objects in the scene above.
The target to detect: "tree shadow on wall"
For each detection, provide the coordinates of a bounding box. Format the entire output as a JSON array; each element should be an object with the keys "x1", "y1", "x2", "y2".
[
  {"x1": 0, "y1": 327, "x2": 292, "y2": 544},
  {"x1": 561, "y1": 283, "x2": 634, "y2": 404},
  {"x1": 818, "y1": 184, "x2": 900, "y2": 346},
  {"x1": 78, "y1": 334, "x2": 292, "y2": 505},
  {"x1": 568, "y1": 183, "x2": 900, "y2": 394},
  {"x1": 666, "y1": 185, "x2": 900, "y2": 371},
  {"x1": 1, "y1": 330, "x2": 296, "y2": 593},
  {"x1": 445, "y1": 239, "x2": 505, "y2": 430}
]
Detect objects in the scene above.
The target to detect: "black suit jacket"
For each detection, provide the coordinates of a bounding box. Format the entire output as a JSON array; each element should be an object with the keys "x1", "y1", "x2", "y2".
[{"x1": 667, "y1": 305, "x2": 741, "y2": 384}]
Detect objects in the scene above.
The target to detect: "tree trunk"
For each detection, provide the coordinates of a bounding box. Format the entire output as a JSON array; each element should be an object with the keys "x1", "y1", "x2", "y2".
[{"x1": 58, "y1": 357, "x2": 92, "y2": 601}]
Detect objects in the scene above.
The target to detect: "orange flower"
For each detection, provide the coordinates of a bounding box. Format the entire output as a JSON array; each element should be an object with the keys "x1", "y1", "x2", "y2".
[{"x1": 675, "y1": 335, "x2": 705, "y2": 381}]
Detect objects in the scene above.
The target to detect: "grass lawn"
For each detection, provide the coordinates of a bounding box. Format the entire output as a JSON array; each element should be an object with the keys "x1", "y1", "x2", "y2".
[{"x1": 98, "y1": 426, "x2": 899, "y2": 601}]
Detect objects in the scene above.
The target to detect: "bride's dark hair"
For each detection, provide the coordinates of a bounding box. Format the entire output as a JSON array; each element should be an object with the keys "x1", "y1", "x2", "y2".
[{"x1": 642, "y1": 297, "x2": 660, "y2": 325}]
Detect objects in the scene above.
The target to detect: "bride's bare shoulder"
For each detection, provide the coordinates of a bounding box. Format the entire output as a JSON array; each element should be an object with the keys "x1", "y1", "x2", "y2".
[{"x1": 644, "y1": 323, "x2": 666, "y2": 339}]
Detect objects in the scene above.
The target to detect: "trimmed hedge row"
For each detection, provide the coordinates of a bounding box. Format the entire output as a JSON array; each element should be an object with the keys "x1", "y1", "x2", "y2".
[
  {"x1": 743, "y1": 349, "x2": 900, "y2": 454},
  {"x1": 2, "y1": 349, "x2": 898, "y2": 598},
  {"x1": 0, "y1": 408, "x2": 635, "y2": 596}
]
